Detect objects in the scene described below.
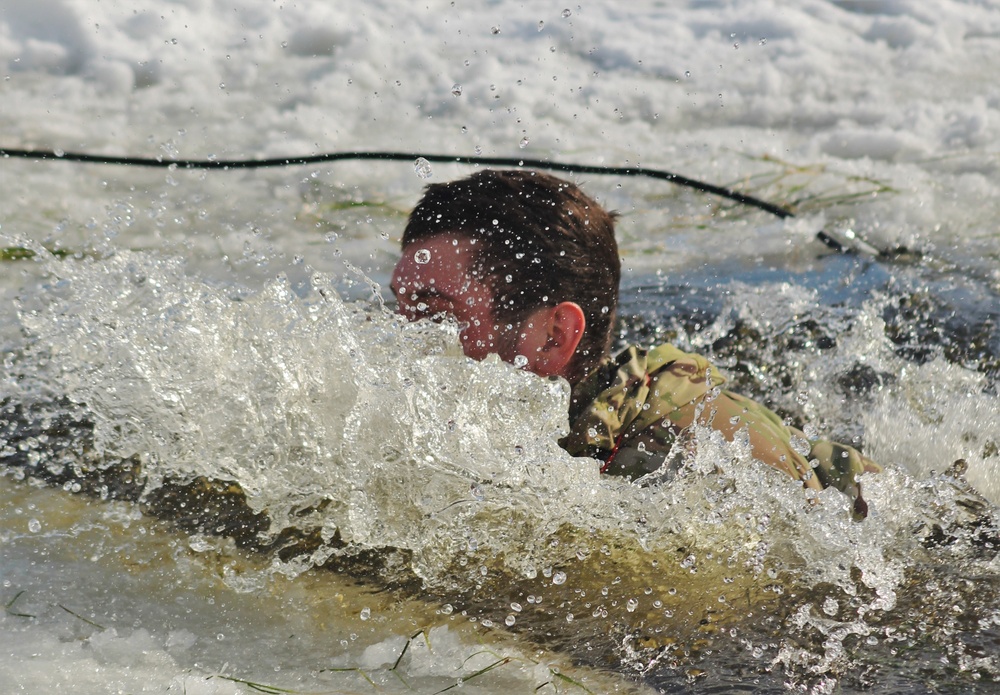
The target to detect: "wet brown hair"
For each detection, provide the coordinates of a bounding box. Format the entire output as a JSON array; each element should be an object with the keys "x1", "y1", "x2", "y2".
[{"x1": 402, "y1": 169, "x2": 620, "y2": 382}]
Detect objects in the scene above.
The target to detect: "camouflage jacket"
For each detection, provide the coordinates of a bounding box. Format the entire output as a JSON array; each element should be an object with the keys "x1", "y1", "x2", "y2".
[{"x1": 560, "y1": 344, "x2": 881, "y2": 517}]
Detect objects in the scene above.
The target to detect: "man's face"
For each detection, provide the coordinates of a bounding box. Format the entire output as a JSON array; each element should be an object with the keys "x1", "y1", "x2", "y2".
[{"x1": 390, "y1": 232, "x2": 513, "y2": 361}]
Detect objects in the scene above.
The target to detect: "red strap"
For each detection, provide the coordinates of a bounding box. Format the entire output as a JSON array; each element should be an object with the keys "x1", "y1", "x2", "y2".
[{"x1": 600, "y1": 432, "x2": 627, "y2": 474}]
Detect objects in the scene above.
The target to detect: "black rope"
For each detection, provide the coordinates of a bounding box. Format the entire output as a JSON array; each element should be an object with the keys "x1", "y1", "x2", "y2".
[{"x1": 0, "y1": 146, "x2": 881, "y2": 255}]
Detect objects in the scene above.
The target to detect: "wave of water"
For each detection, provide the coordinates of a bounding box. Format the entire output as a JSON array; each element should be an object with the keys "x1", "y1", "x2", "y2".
[{"x1": 4, "y1": 245, "x2": 1000, "y2": 691}]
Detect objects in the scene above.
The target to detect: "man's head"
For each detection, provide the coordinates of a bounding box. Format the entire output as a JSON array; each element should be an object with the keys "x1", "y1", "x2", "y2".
[{"x1": 390, "y1": 169, "x2": 620, "y2": 383}]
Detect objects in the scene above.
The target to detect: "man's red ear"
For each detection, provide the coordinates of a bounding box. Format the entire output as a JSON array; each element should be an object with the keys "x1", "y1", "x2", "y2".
[{"x1": 516, "y1": 302, "x2": 585, "y2": 379}]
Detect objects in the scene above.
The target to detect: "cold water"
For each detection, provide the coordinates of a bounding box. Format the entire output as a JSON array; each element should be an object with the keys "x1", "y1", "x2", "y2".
[{"x1": 2, "y1": 1, "x2": 1000, "y2": 692}]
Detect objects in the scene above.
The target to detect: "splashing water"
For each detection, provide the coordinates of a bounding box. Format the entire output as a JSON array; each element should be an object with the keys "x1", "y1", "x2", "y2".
[{"x1": 4, "y1": 246, "x2": 1000, "y2": 691}]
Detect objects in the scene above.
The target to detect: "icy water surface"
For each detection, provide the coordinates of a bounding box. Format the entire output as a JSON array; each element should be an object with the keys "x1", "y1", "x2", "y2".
[{"x1": 3, "y1": 0, "x2": 1000, "y2": 692}]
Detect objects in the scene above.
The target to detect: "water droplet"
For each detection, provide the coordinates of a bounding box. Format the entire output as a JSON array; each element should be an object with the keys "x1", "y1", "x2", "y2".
[
  {"x1": 414, "y1": 248, "x2": 432, "y2": 264},
  {"x1": 28, "y1": 518, "x2": 41, "y2": 533},
  {"x1": 626, "y1": 598, "x2": 639, "y2": 613},
  {"x1": 791, "y1": 436, "x2": 811, "y2": 456},
  {"x1": 189, "y1": 536, "x2": 213, "y2": 552},
  {"x1": 440, "y1": 603, "x2": 454, "y2": 615},
  {"x1": 561, "y1": 8, "x2": 572, "y2": 17},
  {"x1": 360, "y1": 607, "x2": 371, "y2": 621},
  {"x1": 480, "y1": 619, "x2": 494, "y2": 627},
  {"x1": 513, "y1": 354, "x2": 529, "y2": 368},
  {"x1": 219, "y1": 83, "x2": 225, "y2": 90},
  {"x1": 803, "y1": 424, "x2": 819, "y2": 440},
  {"x1": 600, "y1": 306, "x2": 609, "y2": 314},
  {"x1": 510, "y1": 602, "x2": 522, "y2": 612},
  {"x1": 552, "y1": 571, "x2": 567, "y2": 585},
  {"x1": 684, "y1": 70, "x2": 691, "y2": 78},
  {"x1": 537, "y1": 20, "x2": 545, "y2": 31},
  {"x1": 822, "y1": 597, "x2": 839, "y2": 616},
  {"x1": 566, "y1": 613, "x2": 574, "y2": 622},
  {"x1": 451, "y1": 83, "x2": 463, "y2": 96},
  {"x1": 474, "y1": 145, "x2": 483, "y2": 155},
  {"x1": 519, "y1": 136, "x2": 529, "y2": 148},
  {"x1": 414, "y1": 157, "x2": 433, "y2": 179},
  {"x1": 505, "y1": 614, "x2": 516, "y2": 626},
  {"x1": 491, "y1": 25, "x2": 500, "y2": 34}
]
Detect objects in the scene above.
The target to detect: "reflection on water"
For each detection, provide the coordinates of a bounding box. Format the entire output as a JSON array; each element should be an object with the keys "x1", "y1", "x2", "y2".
[{"x1": 2, "y1": 248, "x2": 999, "y2": 692}]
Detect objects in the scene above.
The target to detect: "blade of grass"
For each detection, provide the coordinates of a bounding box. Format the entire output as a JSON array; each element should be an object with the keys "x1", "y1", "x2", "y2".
[
  {"x1": 391, "y1": 630, "x2": 426, "y2": 670},
  {"x1": 319, "y1": 667, "x2": 378, "y2": 689},
  {"x1": 57, "y1": 604, "x2": 106, "y2": 630},
  {"x1": 4, "y1": 590, "x2": 36, "y2": 618},
  {"x1": 211, "y1": 675, "x2": 297, "y2": 694},
  {"x1": 1, "y1": 247, "x2": 37, "y2": 261},
  {"x1": 549, "y1": 670, "x2": 597, "y2": 693},
  {"x1": 432, "y1": 657, "x2": 512, "y2": 694},
  {"x1": 212, "y1": 674, "x2": 356, "y2": 695}
]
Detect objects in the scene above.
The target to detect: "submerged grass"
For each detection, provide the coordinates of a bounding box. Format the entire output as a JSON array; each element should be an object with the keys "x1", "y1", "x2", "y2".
[
  {"x1": 632, "y1": 153, "x2": 898, "y2": 231},
  {"x1": 57, "y1": 603, "x2": 106, "y2": 631},
  {"x1": 4, "y1": 590, "x2": 35, "y2": 619},
  {"x1": 201, "y1": 628, "x2": 599, "y2": 695},
  {"x1": 728, "y1": 153, "x2": 898, "y2": 216},
  {"x1": 4, "y1": 589, "x2": 107, "y2": 630},
  {"x1": 296, "y1": 181, "x2": 409, "y2": 237},
  {"x1": 212, "y1": 675, "x2": 307, "y2": 694},
  {"x1": 1, "y1": 246, "x2": 73, "y2": 261}
]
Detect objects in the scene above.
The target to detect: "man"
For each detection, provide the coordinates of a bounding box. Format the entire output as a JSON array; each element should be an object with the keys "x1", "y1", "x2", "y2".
[{"x1": 391, "y1": 169, "x2": 881, "y2": 517}]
